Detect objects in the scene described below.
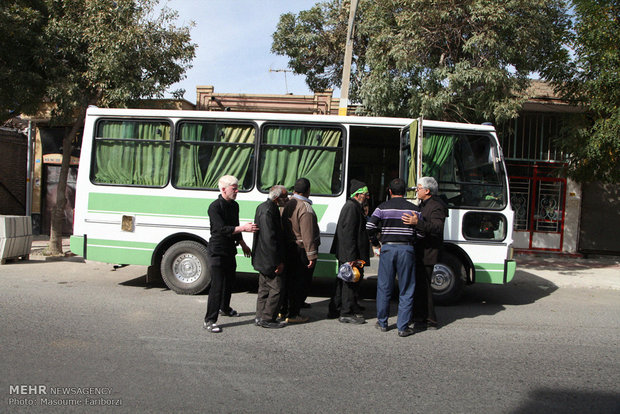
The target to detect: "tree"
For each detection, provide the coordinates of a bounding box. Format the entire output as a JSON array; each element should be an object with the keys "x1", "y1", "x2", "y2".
[
  {"x1": 6, "y1": 0, "x2": 195, "y2": 254},
  {"x1": 0, "y1": 0, "x2": 49, "y2": 121},
  {"x1": 542, "y1": 0, "x2": 620, "y2": 183},
  {"x1": 272, "y1": 0, "x2": 570, "y2": 124}
]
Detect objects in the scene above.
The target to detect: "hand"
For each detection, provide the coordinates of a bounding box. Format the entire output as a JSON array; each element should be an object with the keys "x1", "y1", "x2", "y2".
[
  {"x1": 242, "y1": 222, "x2": 259, "y2": 233},
  {"x1": 275, "y1": 263, "x2": 284, "y2": 275},
  {"x1": 240, "y1": 242, "x2": 251, "y2": 257},
  {"x1": 402, "y1": 212, "x2": 418, "y2": 225},
  {"x1": 308, "y1": 259, "x2": 316, "y2": 269}
]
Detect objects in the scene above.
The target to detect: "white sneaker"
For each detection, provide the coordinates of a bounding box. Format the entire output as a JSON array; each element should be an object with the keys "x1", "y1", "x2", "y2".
[{"x1": 203, "y1": 322, "x2": 222, "y2": 333}]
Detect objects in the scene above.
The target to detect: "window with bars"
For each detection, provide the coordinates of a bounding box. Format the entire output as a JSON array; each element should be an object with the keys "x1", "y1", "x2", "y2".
[{"x1": 498, "y1": 112, "x2": 570, "y2": 162}]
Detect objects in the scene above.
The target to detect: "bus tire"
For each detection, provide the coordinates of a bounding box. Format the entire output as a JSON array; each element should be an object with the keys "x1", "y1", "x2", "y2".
[
  {"x1": 160, "y1": 241, "x2": 211, "y2": 295},
  {"x1": 431, "y1": 252, "x2": 465, "y2": 305}
]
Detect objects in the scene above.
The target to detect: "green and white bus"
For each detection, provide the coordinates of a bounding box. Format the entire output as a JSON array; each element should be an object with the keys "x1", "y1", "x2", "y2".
[{"x1": 70, "y1": 107, "x2": 516, "y2": 303}]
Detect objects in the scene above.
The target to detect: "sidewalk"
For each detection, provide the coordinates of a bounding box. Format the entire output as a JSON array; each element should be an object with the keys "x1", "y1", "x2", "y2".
[
  {"x1": 513, "y1": 253, "x2": 620, "y2": 290},
  {"x1": 30, "y1": 235, "x2": 71, "y2": 257}
]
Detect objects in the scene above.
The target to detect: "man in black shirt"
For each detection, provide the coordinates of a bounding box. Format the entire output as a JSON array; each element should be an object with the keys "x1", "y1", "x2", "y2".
[
  {"x1": 203, "y1": 175, "x2": 258, "y2": 333},
  {"x1": 403, "y1": 176, "x2": 448, "y2": 330}
]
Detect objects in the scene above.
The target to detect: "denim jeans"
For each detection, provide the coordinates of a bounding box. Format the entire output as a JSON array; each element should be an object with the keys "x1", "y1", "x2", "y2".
[{"x1": 376, "y1": 244, "x2": 416, "y2": 331}]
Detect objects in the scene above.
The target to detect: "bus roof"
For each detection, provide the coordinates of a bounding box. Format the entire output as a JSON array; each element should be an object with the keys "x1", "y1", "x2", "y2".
[{"x1": 85, "y1": 107, "x2": 496, "y2": 132}]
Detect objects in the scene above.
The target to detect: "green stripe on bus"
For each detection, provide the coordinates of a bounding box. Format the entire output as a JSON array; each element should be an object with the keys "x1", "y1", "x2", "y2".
[
  {"x1": 87, "y1": 238, "x2": 158, "y2": 249},
  {"x1": 87, "y1": 193, "x2": 328, "y2": 221},
  {"x1": 81, "y1": 238, "x2": 157, "y2": 265},
  {"x1": 71, "y1": 235, "x2": 338, "y2": 275},
  {"x1": 505, "y1": 260, "x2": 516, "y2": 283},
  {"x1": 474, "y1": 262, "x2": 510, "y2": 284},
  {"x1": 237, "y1": 252, "x2": 338, "y2": 277},
  {"x1": 87, "y1": 245, "x2": 153, "y2": 265},
  {"x1": 69, "y1": 236, "x2": 84, "y2": 256}
]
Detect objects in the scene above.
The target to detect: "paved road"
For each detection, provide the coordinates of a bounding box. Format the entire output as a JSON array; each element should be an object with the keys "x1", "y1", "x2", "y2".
[{"x1": 1, "y1": 256, "x2": 619, "y2": 413}]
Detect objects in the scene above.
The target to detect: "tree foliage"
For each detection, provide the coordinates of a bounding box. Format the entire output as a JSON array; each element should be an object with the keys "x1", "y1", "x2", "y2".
[
  {"x1": 543, "y1": 0, "x2": 620, "y2": 183},
  {"x1": 272, "y1": 0, "x2": 570, "y2": 124},
  {"x1": 0, "y1": 0, "x2": 49, "y2": 121},
  {"x1": 43, "y1": 0, "x2": 195, "y2": 123},
  {"x1": 1, "y1": 0, "x2": 196, "y2": 252}
]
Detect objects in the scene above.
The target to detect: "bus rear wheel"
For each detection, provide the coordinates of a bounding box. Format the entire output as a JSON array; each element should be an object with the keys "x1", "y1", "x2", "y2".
[
  {"x1": 161, "y1": 241, "x2": 211, "y2": 295},
  {"x1": 431, "y1": 252, "x2": 465, "y2": 305}
]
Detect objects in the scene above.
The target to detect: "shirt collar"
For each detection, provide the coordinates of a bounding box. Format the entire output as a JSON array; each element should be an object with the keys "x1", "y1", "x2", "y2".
[{"x1": 293, "y1": 194, "x2": 312, "y2": 205}]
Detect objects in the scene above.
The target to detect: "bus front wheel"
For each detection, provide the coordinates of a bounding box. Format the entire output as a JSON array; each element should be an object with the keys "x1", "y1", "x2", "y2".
[
  {"x1": 161, "y1": 241, "x2": 211, "y2": 295},
  {"x1": 431, "y1": 252, "x2": 465, "y2": 305}
]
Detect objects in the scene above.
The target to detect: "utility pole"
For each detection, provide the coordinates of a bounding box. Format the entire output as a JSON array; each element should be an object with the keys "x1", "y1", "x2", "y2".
[
  {"x1": 338, "y1": 0, "x2": 358, "y2": 116},
  {"x1": 269, "y1": 68, "x2": 293, "y2": 94}
]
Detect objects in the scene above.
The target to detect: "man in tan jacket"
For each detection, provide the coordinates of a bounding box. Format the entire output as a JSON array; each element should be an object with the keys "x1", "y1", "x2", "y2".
[{"x1": 280, "y1": 178, "x2": 320, "y2": 323}]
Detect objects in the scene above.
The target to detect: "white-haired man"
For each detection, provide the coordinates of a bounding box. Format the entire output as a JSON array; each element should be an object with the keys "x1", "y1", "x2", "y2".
[
  {"x1": 203, "y1": 175, "x2": 258, "y2": 333},
  {"x1": 402, "y1": 176, "x2": 448, "y2": 331}
]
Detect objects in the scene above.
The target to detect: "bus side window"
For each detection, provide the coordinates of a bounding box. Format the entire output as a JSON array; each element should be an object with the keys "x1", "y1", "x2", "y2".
[
  {"x1": 258, "y1": 124, "x2": 343, "y2": 195},
  {"x1": 172, "y1": 122, "x2": 256, "y2": 190},
  {"x1": 92, "y1": 120, "x2": 171, "y2": 187}
]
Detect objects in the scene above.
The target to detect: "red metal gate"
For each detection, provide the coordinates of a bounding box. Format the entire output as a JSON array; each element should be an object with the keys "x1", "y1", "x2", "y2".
[{"x1": 509, "y1": 163, "x2": 566, "y2": 251}]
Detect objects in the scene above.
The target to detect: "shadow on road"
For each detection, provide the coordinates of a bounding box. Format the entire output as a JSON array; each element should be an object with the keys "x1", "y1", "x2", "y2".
[
  {"x1": 510, "y1": 388, "x2": 620, "y2": 413},
  {"x1": 116, "y1": 268, "x2": 559, "y2": 329},
  {"x1": 435, "y1": 270, "x2": 558, "y2": 326}
]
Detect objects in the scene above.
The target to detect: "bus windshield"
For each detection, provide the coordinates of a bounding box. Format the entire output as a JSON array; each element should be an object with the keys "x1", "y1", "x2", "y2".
[{"x1": 403, "y1": 130, "x2": 508, "y2": 209}]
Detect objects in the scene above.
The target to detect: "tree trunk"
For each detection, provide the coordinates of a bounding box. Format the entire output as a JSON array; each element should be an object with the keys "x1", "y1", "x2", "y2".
[{"x1": 47, "y1": 108, "x2": 87, "y2": 255}]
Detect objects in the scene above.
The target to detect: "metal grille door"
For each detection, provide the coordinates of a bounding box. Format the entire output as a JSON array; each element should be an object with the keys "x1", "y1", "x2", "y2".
[{"x1": 508, "y1": 163, "x2": 566, "y2": 251}]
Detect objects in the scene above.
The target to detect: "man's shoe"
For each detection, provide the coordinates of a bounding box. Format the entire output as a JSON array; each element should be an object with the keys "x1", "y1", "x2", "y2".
[
  {"x1": 259, "y1": 320, "x2": 286, "y2": 329},
  {"x1": 285, "y1": 315, "x2": 309, "y2": 324},
  {"x1": 338, "y1": 315, "x2": 366, "y2": 324},
  {"x1": 254, "y1": 317, "x2": 262, "y2": 326},
  {"x1": 427, "y1": 320, "x2": 439, "y2": 330},
  {"x1": 398, "y1": 327, "x2": 415, "y2": 337},
  {"x1": 203, "y1": 322, "x2": 222, "y2": 333},
  {"x1": 375, "y1": 322, "x2": 388, "y2": 332},
  {"x1": 219, "y1": 309, "x2": 239, "y2": 317}
]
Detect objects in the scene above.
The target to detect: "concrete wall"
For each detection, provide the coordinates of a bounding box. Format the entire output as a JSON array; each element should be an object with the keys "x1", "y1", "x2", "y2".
[{"x1": 562, "y1": 179, "x2": 582, "y2": 253}]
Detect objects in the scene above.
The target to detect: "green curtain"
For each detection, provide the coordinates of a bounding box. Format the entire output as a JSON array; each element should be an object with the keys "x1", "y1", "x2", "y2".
[
  {"x1": 407, "y1": 120, "x2": 418, "y2": 199},
  {"x1": 174, "y1": 123, "x2": 203, "y2": 187},
  {"x1": 174, "y1": 124, "x2": 255, "y2": 189},
  {"x1": 260, "y1": 127, "x2": 303, "y2": 190},
  {"x1": 94, "y1": 122, "x2": 170, "y2": 186},
  {"x1": 260, "y1": 127, "x2": 341, "y2": 194},
  {"x1": 422, "y1": 133, "x2": 455, "y2": 180},
  {"x1": 202, "y1": 126, "x2": 255, "y2": 188}
]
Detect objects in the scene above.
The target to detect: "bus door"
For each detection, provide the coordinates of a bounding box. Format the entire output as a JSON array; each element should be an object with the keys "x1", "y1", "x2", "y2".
[{"x1": 348, "y1": 125, "x2": 401, "y2": 211}]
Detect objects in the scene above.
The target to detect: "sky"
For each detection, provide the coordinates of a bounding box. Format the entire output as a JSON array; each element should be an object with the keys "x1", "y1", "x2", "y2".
[{"x1": 162, "y1": 0, "x2": 322, "y2": 104}]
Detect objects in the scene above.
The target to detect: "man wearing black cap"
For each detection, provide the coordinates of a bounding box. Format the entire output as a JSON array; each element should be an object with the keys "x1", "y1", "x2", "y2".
[
  {"x1": 328, "y1": 179, "x2": 370, "y2": 324},
  {"x1": 280, "y1": 178, "x2": 320, "y2": 323}
]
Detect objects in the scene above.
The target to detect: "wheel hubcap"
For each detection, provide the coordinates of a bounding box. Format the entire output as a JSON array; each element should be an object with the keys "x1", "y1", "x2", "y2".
[
  {"x1": 172, "y1": 253, "x2": 202, "y2": 284},
  {"x1": 431, "y1": 263, "x2": 454, "y2": 293}
]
